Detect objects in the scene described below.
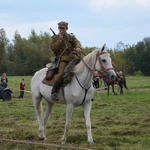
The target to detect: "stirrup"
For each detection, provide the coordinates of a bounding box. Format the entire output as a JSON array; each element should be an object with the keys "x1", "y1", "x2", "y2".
[{"x1": 51, "y1": 93, "x2": 59, "y2": 101}]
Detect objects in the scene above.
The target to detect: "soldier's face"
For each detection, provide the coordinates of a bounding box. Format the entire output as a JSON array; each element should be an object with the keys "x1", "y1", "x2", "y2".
[{"x1": 58, "y1": 27, "x2": 67, "y2": 33}]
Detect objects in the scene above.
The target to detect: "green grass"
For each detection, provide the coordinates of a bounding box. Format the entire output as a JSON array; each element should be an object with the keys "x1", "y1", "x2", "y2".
[
  {"x1": 0, "y1": 76, "x2": 150, "y2": 150},
  {"x1": 126, "y1": 76, "x2": 150, "y2": 89}
]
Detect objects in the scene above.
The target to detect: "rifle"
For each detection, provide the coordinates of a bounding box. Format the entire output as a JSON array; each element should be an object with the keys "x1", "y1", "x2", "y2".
[
  {"x1": 50, "y1": 28, "x2": 56, "y2": 35},
  {"x1": 50, "y1": 27, "x2": 65, "y2": 37}
]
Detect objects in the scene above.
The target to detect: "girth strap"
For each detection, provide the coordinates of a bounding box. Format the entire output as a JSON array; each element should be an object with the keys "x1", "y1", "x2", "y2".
[{"x1": 76, "y1": 76, "x2": 91, "y2": 106}]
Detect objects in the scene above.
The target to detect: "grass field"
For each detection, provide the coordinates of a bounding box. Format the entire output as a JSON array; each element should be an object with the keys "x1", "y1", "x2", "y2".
[{"x1": 0, "y1": 76, "x2": 150, "y2": 150}]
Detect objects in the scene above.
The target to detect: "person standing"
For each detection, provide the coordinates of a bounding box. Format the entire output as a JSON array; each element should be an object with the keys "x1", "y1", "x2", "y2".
[
  {"x1": 1, "y1": 73, "x2": 8, "y2": 88},
  {"x1": 50, "y1": 21, "x2": 82, "y2": 101},
  {"x1": 19, "y1": 79, "x2": 25, "y2": 98},
  {"x1": 93, "y1": 71, "x2": 100, "y2": 89},
  {"x1": 112, "y1": 61, "x2": 117, "y2": 71}
]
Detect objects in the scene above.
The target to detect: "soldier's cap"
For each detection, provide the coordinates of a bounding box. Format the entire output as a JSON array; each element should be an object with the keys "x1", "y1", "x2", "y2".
[{"x1": 58, "y1": 21, "x2": 68, "y2": 28}]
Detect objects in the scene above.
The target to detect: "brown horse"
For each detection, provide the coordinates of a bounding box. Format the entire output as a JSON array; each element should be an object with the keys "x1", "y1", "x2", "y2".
[{"x1": 103, "y1": 71, "x2": 128, "y2": 95}]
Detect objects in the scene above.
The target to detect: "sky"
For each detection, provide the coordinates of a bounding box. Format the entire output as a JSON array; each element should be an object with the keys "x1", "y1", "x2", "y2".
[{"x1": 0, "y1": 0, "x2": 150, "y2": 49}]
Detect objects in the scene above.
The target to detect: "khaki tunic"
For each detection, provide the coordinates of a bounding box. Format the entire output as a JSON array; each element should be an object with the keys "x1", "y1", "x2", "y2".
[{"x1": 50, "y1": 33, "x2": 82, "y2": 82}]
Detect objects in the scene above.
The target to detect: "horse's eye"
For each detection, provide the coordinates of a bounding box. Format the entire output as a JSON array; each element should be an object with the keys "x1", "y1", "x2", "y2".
[{"x1": 102, "y1": 59, "x2": 106, "y2": 63}]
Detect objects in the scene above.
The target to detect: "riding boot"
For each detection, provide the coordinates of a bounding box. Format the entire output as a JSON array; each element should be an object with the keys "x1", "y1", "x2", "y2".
[{"x1": 51, "y1": 82, "x2": 61, "y2": 101}]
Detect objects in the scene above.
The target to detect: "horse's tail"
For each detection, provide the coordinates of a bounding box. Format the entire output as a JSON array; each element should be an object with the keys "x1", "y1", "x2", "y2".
[{"x1": 124, "y1": 77, "x2": 128, "y2": 89}]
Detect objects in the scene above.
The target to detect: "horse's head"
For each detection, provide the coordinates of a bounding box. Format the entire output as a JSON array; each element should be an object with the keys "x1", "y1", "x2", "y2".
[{"x1": 94, "y1": 44, "x2": 117, "y2": 80}]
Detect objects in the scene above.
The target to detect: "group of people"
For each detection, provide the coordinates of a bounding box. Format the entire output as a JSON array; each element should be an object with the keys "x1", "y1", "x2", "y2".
[
  {"x1": 2, "y1": 21, "x2": 80, "y2": 101},
  {"x1": 0, "y1": 73, "x2": 25, "y2": 98},
  {"x1": 1, "y1": 21, "x2": 123, "y2": 101}
]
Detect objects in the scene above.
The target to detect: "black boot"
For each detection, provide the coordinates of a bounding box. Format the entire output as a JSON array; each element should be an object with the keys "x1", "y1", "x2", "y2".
[{"x1": 51, "y1": 82, "x2": 61, "y2": 101}]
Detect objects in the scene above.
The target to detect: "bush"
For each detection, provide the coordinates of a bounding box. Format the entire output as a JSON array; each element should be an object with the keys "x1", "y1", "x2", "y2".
[{"x1": 134, "y1": 70, "x2": 143, "y2": 76}]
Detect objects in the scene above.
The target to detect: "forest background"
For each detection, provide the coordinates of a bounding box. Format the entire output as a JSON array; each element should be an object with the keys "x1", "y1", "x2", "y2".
[{"x1": 0, "y1": 28, "x2": 150, "y2": 76}]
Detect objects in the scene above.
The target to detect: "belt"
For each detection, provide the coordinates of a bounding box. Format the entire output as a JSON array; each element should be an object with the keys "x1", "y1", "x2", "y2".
[{"x1": 54, "y1": 48, "x2": 74, "y2": 56}]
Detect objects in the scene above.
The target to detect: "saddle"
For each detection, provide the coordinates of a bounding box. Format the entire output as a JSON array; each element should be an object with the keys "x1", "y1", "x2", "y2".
[
  {"x1": 42, "y1": 57, "x2": 59, "y2": 86},
  {"x1": 42, "y1": 57, "x2": 80, "y2": 86},
  {"x1": 42, "y1": 75, "x2": 55, "y2": 86}
]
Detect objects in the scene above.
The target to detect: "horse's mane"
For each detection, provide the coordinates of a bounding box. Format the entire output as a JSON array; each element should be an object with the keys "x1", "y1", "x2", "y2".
[{"x1": 74, "y1": 49, "x2": 100, "y2": 74}]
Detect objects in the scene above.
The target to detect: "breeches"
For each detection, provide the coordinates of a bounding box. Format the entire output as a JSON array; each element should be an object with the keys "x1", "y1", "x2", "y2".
[{"x1": 54, "y1": 55, "x2": 70, "y2": 82}]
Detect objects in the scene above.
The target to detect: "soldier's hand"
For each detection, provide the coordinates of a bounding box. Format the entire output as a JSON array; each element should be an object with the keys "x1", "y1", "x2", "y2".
[
  {"x1": 59, "y1": 33, "x2": 64, "y2": 38},
  {"x1": 76, "y1": 47, "x2": 82, "y2": 52},
  {"x1": 59, "y1": 31, "x2": 66, "y2": 38}
]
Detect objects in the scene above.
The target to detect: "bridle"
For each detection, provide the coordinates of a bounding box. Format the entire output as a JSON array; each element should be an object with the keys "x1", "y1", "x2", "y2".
[
  {"x1": 95, "y1": 51, "x2": 114, "y2": 73},
  {"x1": 76, "y1": 50, "x2": 114, "y2": 75},
  {"x1": 75, "y1": 50, "x2": 114, "y2": 106}
]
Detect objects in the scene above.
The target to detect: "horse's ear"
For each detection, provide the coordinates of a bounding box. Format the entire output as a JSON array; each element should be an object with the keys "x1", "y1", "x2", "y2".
[{"x1": 101, "y1": 43, "x2": 106, "y2": 52}]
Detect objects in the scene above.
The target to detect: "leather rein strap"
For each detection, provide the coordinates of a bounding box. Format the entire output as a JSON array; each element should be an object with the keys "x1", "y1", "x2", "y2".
[
  {"x1": 75, "y1": 51, "x2": 114, "y2": 106},
  {"x1": 76, "y1": 51, "x2": 114, "y2": 75},
  {"x1": 96, "y1": 51, "x2": 114, "y2": 73}
]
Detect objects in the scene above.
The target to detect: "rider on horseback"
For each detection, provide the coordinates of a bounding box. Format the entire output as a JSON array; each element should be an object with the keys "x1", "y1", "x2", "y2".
[{"x1": 50, "y1": 21, "x2": 82, "y2": 101}]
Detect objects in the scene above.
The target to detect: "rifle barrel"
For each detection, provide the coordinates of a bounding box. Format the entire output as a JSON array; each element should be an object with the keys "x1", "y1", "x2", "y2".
[{"x1": 50, "y1": 28, "x2": 56, "y2": 35}]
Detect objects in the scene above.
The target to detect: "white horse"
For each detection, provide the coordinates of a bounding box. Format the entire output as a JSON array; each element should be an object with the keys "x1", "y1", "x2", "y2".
[{"x1": 31, "y1": 44, "x2": 116, "y2": 145}]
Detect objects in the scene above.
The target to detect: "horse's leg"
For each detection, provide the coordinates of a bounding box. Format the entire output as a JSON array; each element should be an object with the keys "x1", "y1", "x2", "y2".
[
  {"x1": 107, "y1": 85, "x2": 110, "y2": 95},
  {"x1": 83, "y1": 101, "x2": 94, "y2": 145},
  {"x1": 120, "y1": 84, "x2": 123, "y2": 94},
  {"x1": 112, "y1": 85, "x2": 115, "y2": 94},
  {"x1": 61, "y1": 104, "x2": 74, "y2": 144},
  {"x1": 43, "y1": 100, "x2": 54, "y2": 138},
  {"x1": 33, "y1": 96, "x2": 46, "y2": 140},
  {"x1": 124, "y1": 77, "x2": 128, "y2": 89},
  {"x1": 117, "y1": 83, "x2": 119, "y2": 93},
  {"x1": 112, "y1": 84, "x2": 117, "y2": 95}
]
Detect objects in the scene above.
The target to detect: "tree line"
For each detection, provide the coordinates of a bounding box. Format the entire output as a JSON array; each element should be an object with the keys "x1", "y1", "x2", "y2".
[{"x1": 0, "y1": 28, "x2": 150, "y2": 76}]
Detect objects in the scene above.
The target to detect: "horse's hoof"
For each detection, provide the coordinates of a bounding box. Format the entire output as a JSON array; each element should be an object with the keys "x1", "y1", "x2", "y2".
[
  {"x1": 88, "y1": 139, "x2": 94, "y2": 145},
  {"x1": 89, "y1": 141, "x2": 94, "y2": 145},
  {"x1": 61, "y1": 141, "x2": 66, "y2": 145},
  {"x1": 38, "y1": 135, "x2": 46, "y2": 140},
  {"x1": 61, "y1": 139, "x2": 66, "y2": 145}
]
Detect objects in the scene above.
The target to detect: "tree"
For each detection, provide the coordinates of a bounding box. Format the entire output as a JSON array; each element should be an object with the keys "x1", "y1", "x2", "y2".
[
  {"x1": 0, "y1": 28, "x2": 9, "y2": 74},
  {"x1": 124, "y1": 46, "x2": 136, "y2": 75},
  {"x1": 1, "y1": 27, "x2": 150, "y2": 76},
  {"x1": 135, "y1": 38, "x2": 150, "y2": 75}
]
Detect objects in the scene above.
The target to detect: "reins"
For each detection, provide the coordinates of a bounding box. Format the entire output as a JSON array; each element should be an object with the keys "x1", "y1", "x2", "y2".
[
  {"x1": 95, "y1": 51, "x2": 114, "y2": 73},
  {"x1": 74, "y1": 50, "x2": 114, "y2": 106},
  {"x1": 75, "y1": 52, "x2": 95, "y2": 75},
  {"x1": 76, "y1": 51, "x2": 114, "y2": 76}
]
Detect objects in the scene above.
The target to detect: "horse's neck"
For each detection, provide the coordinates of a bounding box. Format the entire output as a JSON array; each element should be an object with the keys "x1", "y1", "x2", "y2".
[{"x1": 74, "y1": 63, "x2": 93, "y2": 88}]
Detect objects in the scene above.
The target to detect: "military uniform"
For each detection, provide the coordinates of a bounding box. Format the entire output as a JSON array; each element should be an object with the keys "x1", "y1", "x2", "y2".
[
  {"x1": 50, "y1": 33, "x2": 82, "y2": 82},
  {"x1": 50, "y1": 21, "x2": 82, "y2": 101}
]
